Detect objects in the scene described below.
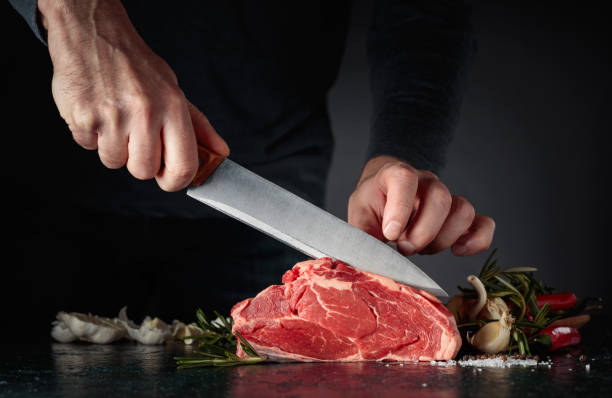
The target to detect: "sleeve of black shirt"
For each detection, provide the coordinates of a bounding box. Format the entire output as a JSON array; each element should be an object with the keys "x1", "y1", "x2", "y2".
[
  {"x1": 8, "y1": 0, "x2": 47, "y2": 44},
  {"x1": 367, "y1": 0, "x2": 475, "y2": 173}
]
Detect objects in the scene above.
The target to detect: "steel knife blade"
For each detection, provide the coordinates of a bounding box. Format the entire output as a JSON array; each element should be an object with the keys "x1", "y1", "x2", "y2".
[{"x1": 187, "y1": 158, "x2": 447, "y2": 297}]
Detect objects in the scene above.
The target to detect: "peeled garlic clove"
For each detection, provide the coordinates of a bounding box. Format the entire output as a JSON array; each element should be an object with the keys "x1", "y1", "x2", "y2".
[
  {"x1": 51, "y1": 320, "x2": 77, "y2": 343},
  {"x1": 468, "y1": 310, "x2": 514, "y2": 354},
  {"x1": 118, "y1": 307, "x2": 172, "y2": 345},
  {"x1": 478, "y1": 297, "x2": 509, "y2": 321},
  {"x1": 55, "y1": 312, "x2": 127, "y2": 344}
]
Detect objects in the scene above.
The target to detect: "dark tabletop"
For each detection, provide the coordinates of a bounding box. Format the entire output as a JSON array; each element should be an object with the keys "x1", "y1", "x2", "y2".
[{"x1": 1, "y1": 314, "x2": 611, "y2": 398}]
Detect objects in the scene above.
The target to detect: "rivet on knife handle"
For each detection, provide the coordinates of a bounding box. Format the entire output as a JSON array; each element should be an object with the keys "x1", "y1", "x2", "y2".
[{"x1": 191, "y1": 144, "x2": 225, "y2": 187}]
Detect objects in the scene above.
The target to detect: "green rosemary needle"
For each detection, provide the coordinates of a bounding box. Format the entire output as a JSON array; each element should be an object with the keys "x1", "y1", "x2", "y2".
[{"x1": 174, "y1": 309, "x2": 266, "y2": 369}]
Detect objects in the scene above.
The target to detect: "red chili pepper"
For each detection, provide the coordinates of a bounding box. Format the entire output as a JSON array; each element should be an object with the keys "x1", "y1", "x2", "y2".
[
  {"x1": 537, "y1": 326, "x2": 581, "y2": 351},
  {"x1": 536, "y1": 292, "x2": 577, "y2": 311}
]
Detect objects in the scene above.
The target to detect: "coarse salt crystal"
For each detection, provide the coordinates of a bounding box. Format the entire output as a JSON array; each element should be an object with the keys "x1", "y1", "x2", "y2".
[{"x1": 458, "y1": 357, "x2": 540, "y2": 368}]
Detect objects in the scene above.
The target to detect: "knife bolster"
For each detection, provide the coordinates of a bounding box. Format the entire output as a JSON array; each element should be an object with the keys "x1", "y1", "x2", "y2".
[{"x1": 191, "y1": 144, "x2": 225, "y2": 187}]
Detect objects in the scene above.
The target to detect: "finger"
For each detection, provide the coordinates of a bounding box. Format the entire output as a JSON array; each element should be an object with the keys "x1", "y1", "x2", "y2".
[
  {"x1": 421, "y1": 195, "x2": 475, "y2": 255},
  {"x1": 348, "y1": 181, "x2": 386, "y2": 241},
  {"x1": 70, "y1": 127, "x2": 98, "y2": 150},
  {"x1": 126, "y1": 109, "x2": 162, "y2": 180},
  {"x1": 97, "y1": 127, "x2": 129, "y2": 169},
  {"x1": 187, "y1": 101, "x2": 230, "y2": 157},
  {"x1": 397, "y1": 179, "x2": 452, "y2": 255},
  {"x1": 96, "y1": 106, "x2": 129, "y2": 169},
  {"x1": 378, "y1": 163, "x2": 419, "y2": 241},
  {"x1": 67, "y1": 109, "x2": 100, "y2": 150},
  {"x1": 451, "y1": 215, "x2": 496, "y2": 256},
  {"x1": 155, "y1": 102, "x2": 198, "y2": 192}
]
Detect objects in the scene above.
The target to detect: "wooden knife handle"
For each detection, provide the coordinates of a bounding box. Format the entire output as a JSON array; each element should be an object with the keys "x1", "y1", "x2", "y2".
[{"x1": 191, "y1": 143, "x2": 225, "y2": 187}]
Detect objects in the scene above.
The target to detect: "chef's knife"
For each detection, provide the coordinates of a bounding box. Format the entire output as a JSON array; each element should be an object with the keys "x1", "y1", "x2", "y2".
[{"x1": 188, "y1": 145, "x2": 447, "y2": 297}]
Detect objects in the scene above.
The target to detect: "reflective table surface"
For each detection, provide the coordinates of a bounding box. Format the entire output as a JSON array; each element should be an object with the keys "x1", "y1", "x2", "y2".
[{"x1": 1, "y1": 316, "x2": 611, "y2": 397}]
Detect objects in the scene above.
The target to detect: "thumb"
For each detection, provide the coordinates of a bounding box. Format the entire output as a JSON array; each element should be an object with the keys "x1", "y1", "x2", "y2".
[
  {"x1": 348, "y1": 179, "x2": 386, "y2": 241},
  {"x1": 377, "y1": 164, "x2": 419, "y2": 241},
  {"x1": 187, "y1": 101, "x2": 230, "y2": 157}
]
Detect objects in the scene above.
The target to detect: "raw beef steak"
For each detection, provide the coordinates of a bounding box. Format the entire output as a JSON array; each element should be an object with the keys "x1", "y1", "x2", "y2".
[{"x1": 231, "y1": 258, "x2": 461, "y2": 361}]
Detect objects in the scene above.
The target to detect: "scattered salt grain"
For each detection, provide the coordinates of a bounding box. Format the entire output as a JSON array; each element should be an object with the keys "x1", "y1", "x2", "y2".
[
  {"x1": 400, "y1": 363, "x2": 404, "y2": 367},
  {"x1": 457, "y1": 357, "x2": 544, "y2": 368},
  {"x1": 421, "y1": 383, "x2": 427, "y2": 387}
]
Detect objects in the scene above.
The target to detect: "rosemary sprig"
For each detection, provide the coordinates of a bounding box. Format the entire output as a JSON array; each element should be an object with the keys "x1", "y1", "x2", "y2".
[{"x1": 174, "y1": 309, "x2": 267, "y2": 369}]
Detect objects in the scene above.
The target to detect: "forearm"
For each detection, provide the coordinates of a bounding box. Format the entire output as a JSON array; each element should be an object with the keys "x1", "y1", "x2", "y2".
[
  {"x1": 367, "y1": 0, "x2": 475, "y2": 173},
  {"x1": 38, "y1": 0, "x2": 145, "y2": 63}
]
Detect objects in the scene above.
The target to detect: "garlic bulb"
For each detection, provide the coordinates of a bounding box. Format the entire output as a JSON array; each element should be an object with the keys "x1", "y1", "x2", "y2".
[
  {"x1": 118, "y1": 306, "x2": 172, "y2": 345},
  {"x1": 52, "y1": 312, "x2": 127, "y2": 344},
  {"x1": 50, "y1": 320, "x2": 77, "y2": 343},
  {"x1": 468, "y1": 309, "x2": 514, "y2": 354}
]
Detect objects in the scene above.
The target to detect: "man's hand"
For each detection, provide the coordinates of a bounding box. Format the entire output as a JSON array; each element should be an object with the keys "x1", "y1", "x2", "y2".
[
  {"x1": 348, "y1": 156, "x2": 495, "y2": 256},
  {"x1": 38, "y1": 0, "x2": 229, "y2": 191}
]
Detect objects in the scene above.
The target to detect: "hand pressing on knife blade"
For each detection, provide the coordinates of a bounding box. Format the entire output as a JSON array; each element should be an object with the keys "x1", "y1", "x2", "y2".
[
  {"x1": 348, "y1": 156, "x2": 495, "y2": 256},
  {"x1": 38, "y1": 0, "x2": 229, "y2": 192}
]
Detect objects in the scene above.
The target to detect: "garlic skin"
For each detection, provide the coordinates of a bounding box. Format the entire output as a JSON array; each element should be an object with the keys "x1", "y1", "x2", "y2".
[
  {"x1": 467, "y1": 275, "x2": 488, "y2": 320},
  {"x1": 468, "y1": 310, "x2": 514, "y2": 354},
  {"x1": 477, "y1": 298, "x2": 509, "y2": 321},
  {"x1": 53, "y1": 312, "x2": 127, "y2": 344},
  {"x1": 118, "y1": 306, "x2": 172, "y2": 345}
]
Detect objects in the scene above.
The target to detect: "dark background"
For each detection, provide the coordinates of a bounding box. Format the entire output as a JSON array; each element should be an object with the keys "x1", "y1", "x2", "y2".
[
  {"x1": 1, "y1": 1, "x2": 610, "y2": 338},
  {"x1": 326, "y1": 0, "x2": 611, "y2": 299}
]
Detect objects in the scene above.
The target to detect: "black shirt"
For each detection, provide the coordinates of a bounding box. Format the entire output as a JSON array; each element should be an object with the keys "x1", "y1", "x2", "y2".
[{"x1": 9, "y1": 0, "x2": 473, "y2": 218}]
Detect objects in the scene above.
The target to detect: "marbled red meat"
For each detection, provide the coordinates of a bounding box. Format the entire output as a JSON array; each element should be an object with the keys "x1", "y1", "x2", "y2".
[{"x1": 231, "y1": 258, "x2": 461, "y2": 361}]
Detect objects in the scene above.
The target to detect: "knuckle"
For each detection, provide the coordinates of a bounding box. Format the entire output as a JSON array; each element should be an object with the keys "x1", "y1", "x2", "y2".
[
  {"x1": 381, "y1": 162, "x2": 417, "y2": 182},
  {"x1": 99, "y1": 156, "x2": 125, "y2": 169},
  {"x1": 471, "y1": 234, "x2": 492, "y2": 251},
  {"x1": 72, "y1": 131, "x2": 97, "y2": 150},
  {"x1": 98, "y1": 148, "x2": 127, "y2": 169},
  {"x1": 98, "y1": 101, "x2": 122, "y2": 125},
  {"x1": 167, "y1": 162, "x2": 197, "y2": 183},
  {"x1": 482, "y1": 215, "x2": 496, "y2": 231},
  {"x1": 453, "y1": 196, "x2": 475, "y2": 222},
  {"x1": 407, "y1": 227, "x2": 437, "y2": 250},
  {"x1": 165, "y1": 89, "x2": 186, "y2": 110},
  {"x1": 419, "y1": 169, "x2": 439, "y2": 180},
  {"x1": 70, "y1": 105, "x2": 98, "y2": 131},
  {"x1": 133, "y1": 98, "x2": 155, "y2": 121},
  {"x1": 414, "y1": 233, "x2": 436, "y2": 250},
  {"x1": 128, "y1": 161, "x2": 157, "y2": 180},
  {"x1": 430, "y1": 182, "x2": 452, "y2": 210}
]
